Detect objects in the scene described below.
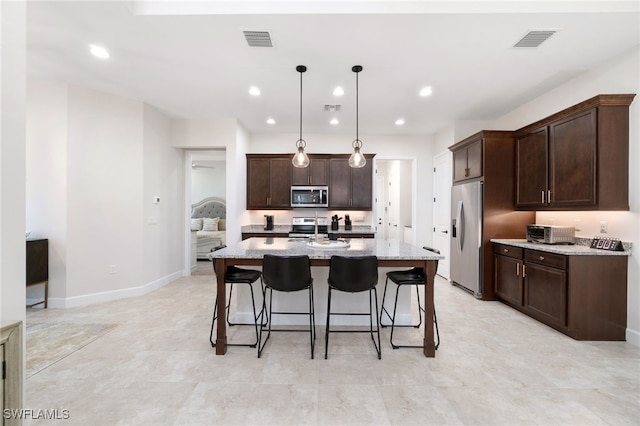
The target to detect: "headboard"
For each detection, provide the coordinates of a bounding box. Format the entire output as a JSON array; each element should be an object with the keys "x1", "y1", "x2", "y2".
[{"x1": 191, "y1": 197, "x2": 226, "y2": 219}]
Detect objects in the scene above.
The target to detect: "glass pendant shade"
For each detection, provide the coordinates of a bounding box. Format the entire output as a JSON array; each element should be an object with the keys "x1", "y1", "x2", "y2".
[
  {"x1": 292, "y1": 140, "x2": 310, "y2": 168},
  {"x1": 348, "y1": 139, "x2": 366, "y2": 168},
  {"x1": 292, "y1": 65, "x2": 309, "y2": 168}
]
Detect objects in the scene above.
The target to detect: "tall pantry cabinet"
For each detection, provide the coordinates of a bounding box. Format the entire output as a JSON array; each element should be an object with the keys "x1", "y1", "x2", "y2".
[{"x1": 449, "y1": 131, "x2": 535, "y2": 300}]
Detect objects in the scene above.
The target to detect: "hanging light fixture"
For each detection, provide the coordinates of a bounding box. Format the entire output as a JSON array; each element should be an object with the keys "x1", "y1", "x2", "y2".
[
  {"x1": 349, "y1": 65, "x2": 366, "y2": 168},
  {"x1": 292, "y1": 65, "x2": 310, "y2": 168}
]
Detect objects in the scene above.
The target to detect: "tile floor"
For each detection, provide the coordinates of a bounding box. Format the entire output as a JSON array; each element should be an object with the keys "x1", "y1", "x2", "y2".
[{"x1": 24, "y1": 261, "x2": 640, "y2": 425}]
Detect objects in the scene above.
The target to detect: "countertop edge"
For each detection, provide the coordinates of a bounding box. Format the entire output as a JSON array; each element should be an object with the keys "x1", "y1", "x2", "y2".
[{"x1": 491, "y1": 239, "x2": 632, "y2": 256}]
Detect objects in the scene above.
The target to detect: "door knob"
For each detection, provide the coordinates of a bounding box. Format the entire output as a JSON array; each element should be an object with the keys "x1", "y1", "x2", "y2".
[{"x1": 441, "y1": 230, "x2": 448, "y2": 234}]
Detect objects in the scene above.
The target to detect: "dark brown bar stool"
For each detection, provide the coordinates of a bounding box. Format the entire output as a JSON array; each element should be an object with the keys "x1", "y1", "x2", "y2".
[
  {"x1": 258, "y1": 254, "x2": 316, "y2": 359},
  {"x1": 325, "y1": 255, "x2": 381, "y2": 359},
  {"x1": 209, "y1": 246, "x2": 265, "y2": 349},
  {"x1": 379, "y1": 246, "x2": 440, "y2": 350}
]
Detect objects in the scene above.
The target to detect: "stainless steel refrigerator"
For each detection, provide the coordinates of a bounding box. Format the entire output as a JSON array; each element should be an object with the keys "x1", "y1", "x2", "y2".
[{"x1": 450, "y1": 180, "x2": 483, "y2": 298}]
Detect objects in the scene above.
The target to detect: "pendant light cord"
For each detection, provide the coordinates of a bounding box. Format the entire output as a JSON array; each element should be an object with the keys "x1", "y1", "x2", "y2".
[
  {"x1": 300, "y1": 68, "x2": 303, "y2": 142},
  {"x1": 355, "y1": 70, "x2": 359, "y2": 141}
]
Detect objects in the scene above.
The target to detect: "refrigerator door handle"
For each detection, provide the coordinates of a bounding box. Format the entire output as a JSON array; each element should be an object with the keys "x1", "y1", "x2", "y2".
[{"x1": 456, "y1": 200, "x2": 464, "y2": 253}]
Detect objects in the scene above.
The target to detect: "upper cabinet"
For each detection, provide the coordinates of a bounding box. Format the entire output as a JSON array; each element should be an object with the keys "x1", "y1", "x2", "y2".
[
  {"x1": 452, "y1": 136, "x2": 482, "y2": 182},
  {"x1": 246, "y1": 155, "x2": 292, "y2": 209},
  {"x1": 328, "y1": 154, "x2": 375, "y2": 210},
  {"x1": 291, "y1": 155, "x2": 329, "y2": 186},
  {"x1": 515, "y1": 94, "x2": 635, "y2": 211}
]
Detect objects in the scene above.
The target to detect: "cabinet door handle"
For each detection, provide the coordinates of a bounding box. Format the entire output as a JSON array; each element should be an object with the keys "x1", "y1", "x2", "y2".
[
  {"x1": 516, "y1": 263, "x2": 519, "y2": 276},
  {"x1": 539, "y1": 255, "x2": 545, "y2": 261},
  {"x1": 522, "y1": 264, "x2": 526, "y2": 277},
  {"x1": 503, "y1": 248, "x2": 508, "y2": 253},
  {"x1": 547, "y1": 190, "x2": 551, "y2": 203},
  {"x1": 541, "y1": 190, "x2": 545, "y2": 204}
]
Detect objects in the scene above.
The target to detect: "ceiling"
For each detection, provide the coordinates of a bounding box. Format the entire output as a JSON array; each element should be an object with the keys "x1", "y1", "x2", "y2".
[{"x1": 26, "y1": 1, "x2": 640, "y2": 137}]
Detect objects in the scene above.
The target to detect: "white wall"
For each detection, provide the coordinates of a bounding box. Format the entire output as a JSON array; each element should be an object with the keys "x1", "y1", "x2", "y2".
[
  {"x1": 26, "y1": 81, "x2": 68, "y2": 300},
  {"x1": 26, "y1": 83, "x2": 184, "y2": 307},
  {"x1": 191, "y1": 161, "x2": 226, "y2": 203},
  {"x1": 0, "y1": 0, "x2": 26, "y2": 322},
  {"x1": 143, "y1": 104, "x2": 184, "y2": 286},
  {"x1": 492, "y1": 46, "x2": 640, "y2": 344}
]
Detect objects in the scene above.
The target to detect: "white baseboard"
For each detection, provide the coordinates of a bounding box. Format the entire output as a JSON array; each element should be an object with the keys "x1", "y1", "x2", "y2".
[
  {"x1": 626, "y1": 327, "x2": 640, "y2": 347},
  {"x1": 47, "y1": 271, "x2": 183, "y2": 309}
]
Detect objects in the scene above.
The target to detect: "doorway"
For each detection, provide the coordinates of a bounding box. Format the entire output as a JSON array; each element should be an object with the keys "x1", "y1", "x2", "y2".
[{"x1": 375, "y1": 159, "x2": 413, "y2": 242}]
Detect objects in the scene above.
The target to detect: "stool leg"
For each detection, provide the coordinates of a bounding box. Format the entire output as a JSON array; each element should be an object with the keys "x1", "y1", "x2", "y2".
[
  {"x1": 324, "y1": 287, "x2": 332, "y2": 359},
  {"x1": 414, "y1": 284, "x2": 423, "y2": 328},
  {"x1": 390, "y1": 283, "x2": 401, "y2": 349},
  {"x1": 209, "y1": 294, "x2": 219, "y2": 347},
  {"x1": 370, "y1": 288, "x2": 381, "y2": 359},
  {"x1": 379, "y1": 277, "x2": 392, "y2": 327},
  {"x1": 308, "y1": 285, "x2": 315, "y2": 359},
  {"x1": 257, "y1": 288, "x2": 273, "y2": 358}
]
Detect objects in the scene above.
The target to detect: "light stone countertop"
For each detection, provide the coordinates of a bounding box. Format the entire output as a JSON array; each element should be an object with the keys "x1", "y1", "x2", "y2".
[
  {"x1": 491, "y1": 238, "x2": 632, "y2": 256},
  {"x1": 210, "y1": 237, "x2": 443, "y2": 261}
]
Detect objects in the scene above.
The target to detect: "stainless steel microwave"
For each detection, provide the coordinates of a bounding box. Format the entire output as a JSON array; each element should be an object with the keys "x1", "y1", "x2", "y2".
[
  {"x1": 291, "y1": 186, "x2": 328, "y2": 208},
  {"x1": 526, "y1": 224, "x2": 576, "y2": 245}
]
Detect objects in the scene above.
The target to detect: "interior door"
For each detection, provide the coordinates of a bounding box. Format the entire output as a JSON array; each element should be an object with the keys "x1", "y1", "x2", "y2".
[
  {"x1": 375, "y1": 174, "x2": 387, "y2": 239},
  {"x1": 387, "y1": 163, "x2": 401, "y2": 240},
  {"x1": 433, "y1": 151, "x2": 451, "y2": 279}
]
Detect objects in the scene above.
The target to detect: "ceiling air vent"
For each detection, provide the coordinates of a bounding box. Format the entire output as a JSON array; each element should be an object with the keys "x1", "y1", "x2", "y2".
[
  {"x1": 243, "y1": 31, "x2": 273, "y2": 47},
  {"x1": 514, "y1": 30, "x2": 557, "y2": 48},
  {"x1": 324, "y1": 105, "x2": 341, "y2": 112}
]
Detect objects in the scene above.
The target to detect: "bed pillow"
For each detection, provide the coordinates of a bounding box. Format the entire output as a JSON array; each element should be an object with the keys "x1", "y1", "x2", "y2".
[
  {"x1": 191, "y1": 218, "x2": 203, "y2": 231},
  {"x1": 202, "y1": 217, "x2": 220, "y2": 231},
  {"x1": 218, "y1": 219, "x2": 226, "y2": 231}
]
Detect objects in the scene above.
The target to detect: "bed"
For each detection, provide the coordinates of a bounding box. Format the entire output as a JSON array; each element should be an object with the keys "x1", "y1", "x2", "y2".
[{"x1": 191, "y1": 197, "x2": 227, "y2": 260}]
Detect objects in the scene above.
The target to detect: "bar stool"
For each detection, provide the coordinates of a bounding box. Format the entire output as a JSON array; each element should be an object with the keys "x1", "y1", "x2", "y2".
[
  {"x1": 379, "y1": 246, "x2": 440, "y2": 350},
  {"x1": 325, "y1": 255, "x2": 381, "y2": 360},
  {"x1": 209, "y1": 246, "x2": 265, "y2": 349},
  {"x1": 258, "y1": 254, "x2": 316, "y2": 359}
]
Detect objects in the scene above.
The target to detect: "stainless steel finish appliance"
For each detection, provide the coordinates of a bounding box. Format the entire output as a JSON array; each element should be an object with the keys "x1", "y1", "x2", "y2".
[
  {"x1": 289, "y1": 217, "x2": 329, "y2": 238},
  {"x1": 526, "y1": 225, "x2": 575, "y2": 244},
  {"x1": 450, "y1": 181, "x2": 483, "y2": 298},
  {"x1": 291, "y1": 186, "x2": 329, "y2": 208}
]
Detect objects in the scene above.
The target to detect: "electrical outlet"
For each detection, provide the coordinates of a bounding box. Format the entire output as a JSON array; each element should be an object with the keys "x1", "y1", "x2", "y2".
[
  {"x1": 353, "y1": 216, "x2": 365, "y2": 222},
  {"x1": 109, "y1": 265, "x2": 117, "y2": 274},
  {"x1": 600, "y1": 221, "x2": 608, "y2": 233}
]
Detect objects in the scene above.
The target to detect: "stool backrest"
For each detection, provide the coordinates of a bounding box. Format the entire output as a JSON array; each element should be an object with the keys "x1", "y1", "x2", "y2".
[
  {"x1": 262, "y1": 254, "x2": 313, "y2": 292},
  {"x1": 328, "y1": 255, "x2": 378, "y2": 293}
]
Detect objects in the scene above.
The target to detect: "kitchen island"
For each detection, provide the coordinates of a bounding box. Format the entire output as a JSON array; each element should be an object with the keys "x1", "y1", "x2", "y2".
[{"x1": 209, "y1": 237, "x2": 443, "y2": 357}]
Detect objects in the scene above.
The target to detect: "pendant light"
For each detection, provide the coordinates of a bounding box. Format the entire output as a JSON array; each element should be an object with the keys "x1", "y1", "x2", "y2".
[
  {"x1": 349, "y1": 65, "x2": 366, "y2": 168},
  {"x1": 292, "y1": 65, "x2": 310, "y2": 168}
]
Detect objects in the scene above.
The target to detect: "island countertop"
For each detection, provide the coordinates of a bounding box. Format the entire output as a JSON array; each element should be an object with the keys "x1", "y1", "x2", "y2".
[{"x1": 210, "y1": 237, "x2": 443, "y2": 261}]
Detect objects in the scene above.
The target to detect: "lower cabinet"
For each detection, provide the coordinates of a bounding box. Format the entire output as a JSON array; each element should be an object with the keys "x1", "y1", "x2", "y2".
[{"x1": 493, "y1": 243, "x2": 627, "y2": 340}]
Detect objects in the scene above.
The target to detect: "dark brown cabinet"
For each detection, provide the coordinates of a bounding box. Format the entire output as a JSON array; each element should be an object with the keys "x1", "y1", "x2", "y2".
[
  {"x1": 493, "y1": 244, "x2": 523, "y2": 307},
  {"x1": 523, "y1": 250, "x2": 567, "y2": 329},
  {"x1": 515, "y1": 94, "x2": 635, "y2": 210},
  {"x1": 246, "y1": 155, "x2": 292, "y2": 209},
  {"x1": 452, "y1": 136, "x2": 482, "y2": 182},
  {"x1": 492, "y1": 242, "x2": 628, "y2": 340},
  {"x1": 328, "y1": 154, "x2": 375, "y2": 210},
  {"x1": 26, "y1": 238, "x2": 48, "y2": 308},
  {"x1": 292, "y1": 156, "x2": 329, "y2": 186},
  {"x1": 449, "y1": 131, "x2": 535, "y2": 300}
]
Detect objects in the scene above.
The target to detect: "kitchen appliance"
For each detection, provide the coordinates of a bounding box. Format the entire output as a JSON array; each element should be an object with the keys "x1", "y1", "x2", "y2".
[
  {"x1": 264, "y1": 215, "x2": 274, "y2": 231},
  {"x1": 526, "y1": 225, "x2": 575, "y2": 244},
  {"x1": 450, "y1": 181, "x2": 483, "y2": 298},
  {"x1": 344, "y1": 215, "x2": 352, "y2": 231},
  {"x1": 289, "y1": 216, "x2": 329, "y2": 239},
  {"x1": 331, "y1": 215, "x2": 342, "y2": 231},
  {"x1": 291, "y1": 186, "x2": 329, "y2": 208}
]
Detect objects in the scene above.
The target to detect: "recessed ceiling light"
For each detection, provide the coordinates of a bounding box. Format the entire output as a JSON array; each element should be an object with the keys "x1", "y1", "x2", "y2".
[
  {"x1": 89, "y1": 44, "x2": 110, "y2": 59},
  {"x1": 419, "y1": 86, "x2": 433, "y2": 97},
  {"x1": 330, "y1": 118, "x2": 339, "y2": 125},
  {"x1": 395, "y1": 119, "x2": 405, "y2": 126},
  {"x1": 333, "y1": 87, "x2": 344, "y2": 96},
  {"x1": 266, "y1": 118, "x2": 276, "y2": 125},
  {"x1": 249, "y1": 86, "x2": 261, "y2": 96}
]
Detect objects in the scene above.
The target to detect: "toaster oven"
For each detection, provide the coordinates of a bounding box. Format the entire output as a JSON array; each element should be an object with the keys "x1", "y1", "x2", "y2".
[{"x1": 526, "y1": 225, "x2": 576, "y2": 245}]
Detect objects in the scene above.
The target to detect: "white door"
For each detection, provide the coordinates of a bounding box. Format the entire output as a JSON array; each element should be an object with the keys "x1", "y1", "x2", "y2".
[
  {"x1": 375, "y1": 174, "x2": 387, "y2": 239},
  {"x1": 387, "y1": 162, "x2": 401, "y2": 240},
  {"x1": 433, "y1": 151, "x2": 452, "y2": 279}
]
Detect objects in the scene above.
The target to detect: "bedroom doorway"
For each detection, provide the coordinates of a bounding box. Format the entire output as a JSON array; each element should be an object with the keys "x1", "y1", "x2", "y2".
[{"x1": 185, "y1": 150, "x2": 226, "y2": 275}]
